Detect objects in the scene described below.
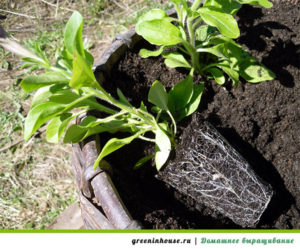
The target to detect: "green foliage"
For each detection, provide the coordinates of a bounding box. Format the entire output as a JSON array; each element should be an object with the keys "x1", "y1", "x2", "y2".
[
  {"x1": 136, "y1": 0, "x2": 275, "y2": 97},
  {"x1": 93, "y1": 132, "x2": 144, "y2": 170},
  {"x1": 140, "y1": 46, "x2": 165, "y2": 58},
  {"x1": 64, "y1": 11, "x2": 85, "y2": 57},
  {"x1": 69, "y1": 51, "x2": 100, "y2": 90},
  {"x1": 134, "y1": 155, "x2": 154, "y2": 170},
  {"x1": 46, "y1": 113, "x2": 78, "y2": 143},
  {"x1": 8, "y1": 11, "x2": 180, "y2": 171},
  {"x1": 20, "y1": 72, "x2": 69, "y2": 92},
  {"x1": 206, "y1": 67, "x2": 225, "y2": 85},
  {"x1": 167, "y1": 73, "x2": 194, "y2": 120},
  {"x1": 14, "y1": 4, "x2": 209, "y2": 170},
  {"x1": 178, "y1": 83, "x2": 204, "y2": 121},
  {"x1": 204, "y1": 0, "x2": 242, "y2": 14},
  {"x1": 24, "y1": 102, "x2": 66, "y2": 141},
  {"x1": 163, "y1": 52, "x2": 191, "y2": 68},
  {"x1": 148, "y1": 80, "x2": 169, "y2": 111},
  {"x1": 154, "y1": 128, "x2": 172, "y2": 170},
  {"x1": 1, "y1": 1, "x2": 276, "y2": 174},
  {"x1": 136, "y1": 19, "x2": 182, "y2": 46},
  {"x1": 198, "y1": 7, "x2": 240, "y2": 38}
]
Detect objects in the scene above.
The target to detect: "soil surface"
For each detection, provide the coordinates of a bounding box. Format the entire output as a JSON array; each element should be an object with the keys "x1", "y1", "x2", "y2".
[{"x1": 101, "y1": 2, "x2": 300, "y2": 229}]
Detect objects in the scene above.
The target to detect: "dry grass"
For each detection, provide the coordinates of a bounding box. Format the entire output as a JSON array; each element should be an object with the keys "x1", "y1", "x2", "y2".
[
  {"x1": 0, "y1": 140, "x2": 75, "y2": 229},
  {"x1": 0, "y1": 0, "x2": 168, "y2": 229}
]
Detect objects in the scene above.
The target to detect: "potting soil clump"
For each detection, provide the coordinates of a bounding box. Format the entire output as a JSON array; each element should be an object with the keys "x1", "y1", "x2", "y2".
[{"x1": 157, "y1": 114, "x2": 273, "y2": 227}]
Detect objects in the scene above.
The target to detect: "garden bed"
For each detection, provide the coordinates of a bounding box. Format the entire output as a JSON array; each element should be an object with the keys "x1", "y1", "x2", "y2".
[{"x1": 97, "y1": 2, "x2": 300, "y2": 229}]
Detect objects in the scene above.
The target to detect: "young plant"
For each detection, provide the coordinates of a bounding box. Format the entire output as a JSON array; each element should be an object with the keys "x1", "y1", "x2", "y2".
[
  {"x1": 0, "y1": 12, "x2": 180, "y2": 171},
  {"x1": 136, "y1": 0, "x2": 275, "y2": 104}
]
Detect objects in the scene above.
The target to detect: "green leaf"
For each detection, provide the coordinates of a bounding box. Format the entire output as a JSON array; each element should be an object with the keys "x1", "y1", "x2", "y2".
[
  {"x1": 20, "y1": 72, "x2": 69, "y2": 92},
  {"x1": 139, "y1": 101, "x2": 148, "y2": 112},
  {"x1": 171, "y1": 0, "x2": 189, "y2": 12},
  {"x1": 184, "y1": 83, "x2": 204, "y2": 116},
  {"x1": 237, "y1": 0, "x2": 273, "y2": 8},
  {"x1": 162, "y1": 52, "x2": 191, "y2": 68},
  {"x1": 64, "y1": 115, "x2": 109, "y2": 144},
  {"x1": 212, "y1": 37, "x2": 246, "y2": 64},
  {"x1": 209, "y1": 37, "x2": 275, "y2": 83},
  {"x1": 155, "y1": 128, "x2": 171, "y2": 171},
  {"x1": 170, "y1": 0, "x2": 188, "y2": 6},
  {"x1": 197, "y1": 44, "x2": 227, "y2": 59},
  {"x1": 93, "y1": 132, "x2": 142, "y2": 169},
  {"x1": 64, "y1": 11, "x2": 85, "y2": 57},
  {"x1": 139, "y1": 46, "x2": 165, "y2": 58},
  {"x1": 63, "y1": 117, "x2": 130, "y2": 143},
  {"x1": 49, "y1": 89, "x2": 80, "y2": 104},
  {"x1": 57, "y1": 47, "x2": 73, "y2": 70},
  {"x1": 26, "y1": 89, "x2": 108, "y2": 143},
  {"x1": 148, "y1": 80, "x2": 169, "y2": 111},
  {"x1": 178, "y1": 26, "x2": 187, "y2": 41},
  {"x1": 170, "y1": 0, "x2": 181, "y2": 4},
  {"x1": 48, "y1": 89, "x2": 106, "y2": 113},
  {"x1": 136, "y1": 19, "x2": 182, "y2": 46},
  {"x1": 117, "y1": 88, "x2": 133, "y2": 107},
  {"x1": 218, "y1": 63, "x2": 240, "y2": 86},
  {"x1": 181, "y1": 0, "x2": 189, "y2": 11},
  {"x1": 198, "y1": 7, "x2": 240, "y2": 38},
  {"x1": 49, "y1": 89, "x2": 96, "y2": 106},
  {"x1": 195, "y1": 25, "x2": 209, "y2": 42},
  {"x1": 46, "y1": 113, "x2": 77, "y2": 143},
  {"x1": 133, "y1": 155, "x2": 154, "y2": 170},
  {"x1": 239, "y1": 58, "x2": 275, "y2": 83},
  {"x1": 168, "y1": 73, "x2": 194, "y2": 115},
  {"x1": 177, "y1": 83, "x2": 204, "y2": 121},
  {"x1": 137, "y1": 9, "x2": 169, "y2": 23},
  {"x1": 34, "y1": 42, "x2": 48, "y2": 61},
  {"x1": 158, "y1": 122, "x2": 170, "y2": 133},
  {"x1": 84, "y1": 49, "x2": 94, "y2": 67},
  {"x1": 80, "y1": 115, "x2": 98, "y2": 127},
  {"x1": 24, "y1": 102, "x2": 66, "y2": 141},
  {"x1": 22, "y1": 56, "x2": 49, "y2": 68},
  {"x1": 195, "y1": 25, "x2": 219, "y2": 42},
  {"x1": 206, "y1": 67, "x2": 226, "y2": 85},
  {"x1": 63, "y1": 124, "x2": 87, "y2": 143},
  {"x1": 151, "y1": 106, "x2": 160, "y2": 114},
  {"x1": 31, "y1": 84, "x2": 65, "y2": 109},
  {"x1": 69, "y1": 51, "x2": 100, "y2": 90},
  {"x1": 86, "y1": 120, "x2": 135, "y2": 136},
  {"x1": 204, "y1": 0, "x2": 242, "y2": 14}
]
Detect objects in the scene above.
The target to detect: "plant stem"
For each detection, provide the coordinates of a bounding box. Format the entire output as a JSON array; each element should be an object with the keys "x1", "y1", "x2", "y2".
[
  {"x1": 182, "y1": 40, "x2": 201, "y2": 74},
  {"x1": 50, "y1": 65, "x2": 72, "y2": 79},
  {"x1": 200, "y1": 62, "x2": 220, "y2": 73},
  {"x1": 191, "y1": 0, "x2": 202, "y2": 11},
  {"x1": 84, "y1": 87, "x2": 157, "y2": 129},
  {"x1": 187, "y1": 18, "x2": 195, "y2": 47},
  {"x1": 62, "y1": 93, "x2": 93, "y2": 112},
  {"x1": 167, "y1": 110, "x2": 177, "y2": 135},
  {"x1": 156, "y1": 110, "x2": 162, "y2": 122},
  {"x1": 192, "y1": 16, "x2": 203, "y2": 30},
  {"x1": 138, "y1": 135, "x2": 156, "y2": 143},
  {"x1": 174, "y1": 3, "x2": 182, "y2": 24},
  {"x1": 89, "y1": 101, "x2": 117, "y2": 115},
  {"x1": 91, "y1": 110, "x2": 127, "y2": 126}
]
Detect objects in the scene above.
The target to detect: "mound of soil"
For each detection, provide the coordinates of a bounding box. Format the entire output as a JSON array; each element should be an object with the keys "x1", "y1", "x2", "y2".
[{"x1": 100, "y1": 2, "x2": 300, "y2": 229}]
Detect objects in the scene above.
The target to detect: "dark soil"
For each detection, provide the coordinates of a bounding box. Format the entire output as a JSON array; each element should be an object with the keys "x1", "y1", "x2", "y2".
[{"x1": 101, "y1": 2, "x2": 300, "y2": 229}]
